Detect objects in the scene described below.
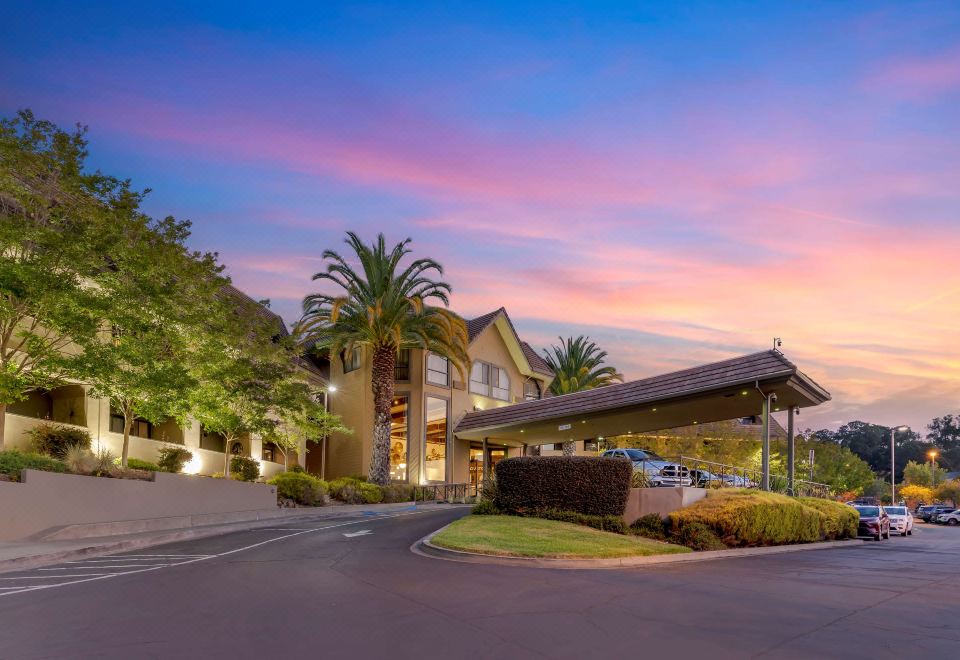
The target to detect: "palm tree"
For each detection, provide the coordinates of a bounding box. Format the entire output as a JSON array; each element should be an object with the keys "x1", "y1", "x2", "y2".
[
  {"x1": 298, "y1": 233, "x2": 469, "y2": 486},
  {"x1": 543, "y1": 336, "x2": 624, "y2": 455}
]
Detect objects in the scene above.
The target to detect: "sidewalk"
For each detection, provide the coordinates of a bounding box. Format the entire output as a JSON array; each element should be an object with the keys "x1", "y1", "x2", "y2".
[{"x1": 0, "y1": 502, "x2": 453, "y2": 573}]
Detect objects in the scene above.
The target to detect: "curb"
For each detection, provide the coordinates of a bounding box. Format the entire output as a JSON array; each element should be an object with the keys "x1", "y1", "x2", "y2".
[
  {"x1": 0, "y1": 503, "x2": 456, "y2": 574},
  {"x1": 411, "y1": 525, "x2": 866, "y2": 570}
]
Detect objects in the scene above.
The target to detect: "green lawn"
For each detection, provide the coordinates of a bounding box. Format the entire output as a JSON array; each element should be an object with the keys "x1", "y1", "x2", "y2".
[{"x1": 431, "y1": 514, "x2": 691, "y2": 559}]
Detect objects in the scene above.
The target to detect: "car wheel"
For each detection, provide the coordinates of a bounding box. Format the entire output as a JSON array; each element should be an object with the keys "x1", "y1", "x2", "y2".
[
  {"x1": 949, "y1": 519, "x2": 958, "y2": 526},
  {"x1": 874, "y1": 533, "x2": 881, "y2": 542},
  {"x1": 907, "y1": 529, "x2": 912, "y2": 535},
  {"x1": 884, "y1": 529, "x2": 890, "y2": 539}
]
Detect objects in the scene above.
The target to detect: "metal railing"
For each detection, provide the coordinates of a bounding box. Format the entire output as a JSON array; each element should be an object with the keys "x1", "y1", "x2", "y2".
[
  {"x1": 412, "y1": 482, "x2": 474, "y2": 504},
  {"x1": 677, "y1": 456, "x2": 832, "y2": 499}
]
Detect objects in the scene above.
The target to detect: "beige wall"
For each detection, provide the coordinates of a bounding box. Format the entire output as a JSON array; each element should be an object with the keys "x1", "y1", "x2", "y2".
[
  {"x1": 0, "y1": 469, "x2": 277, "y2": 541},
  {"x1": 323, "y1": 320, "x2": 552, "y2": 485}
]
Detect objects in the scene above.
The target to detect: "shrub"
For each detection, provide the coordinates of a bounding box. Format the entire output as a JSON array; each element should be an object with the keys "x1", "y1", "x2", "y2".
[
  {"x1": 28, "y1": 422, "x2": 92, "y2": 459},
  {"x1": 0, "y1": 449, "x2": 67, "y2": 481},
  {"x1": 329, "y1": 477, "x2": 384, "y2": 504},
  {"x1": 382, "y1": 483, "x2": 416, "y2": 503},
  {"x1": 230, "y1": 456, "x2": 260, "y2": 482},
  {"x1": 630, "y1": 513, "x2": 668, "y2": 540},
  {"x1": 669, "y1": 490, "x2": 822, "y2": 547},
  {"x1": 90, "y1": 447, "x2": 116, "y2": 477},
  {"x1": 631, "y1": 470, "x2": 651, "y2": 488},
  {"x1": 289, "y1": 464, "x2": 305, "y2": 473},
  {"x1": 157, "y1": 446, "x2": 192, "y2": 473},
  {"x1": 126, "y1": 458, "x2": 161, "y2": 472},
  {"x1": 670, "y1": 521, "x2": 726, "y2": 551},
  {"x1": 532, "y1": 509, "x2": 627, "y2": 534},
  {"x1": 472, "y1": 499, "x2": 500, "y2": 515},
  {"x1": 269, "y1": 471, "x2": 328, "y2": 506},
  {"x1": 494, "y1": 456, "x2": 632, "y2": 517},
  {"x1": 479, "y1": 476, "x2": 498, "y2": 502},
  {"x1": 796, "y1": 497, "x2": 858, "y2": 540}
]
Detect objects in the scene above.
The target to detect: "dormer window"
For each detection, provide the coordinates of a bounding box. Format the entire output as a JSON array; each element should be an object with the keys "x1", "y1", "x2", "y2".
[{"x1": 523, "y1": 379, "x2": 541, "y2": 401}]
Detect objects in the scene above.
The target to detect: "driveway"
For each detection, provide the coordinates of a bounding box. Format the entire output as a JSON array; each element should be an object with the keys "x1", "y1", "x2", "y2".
[{"x1": 0, "y1": 507, "x2": 957, "y2": 659}]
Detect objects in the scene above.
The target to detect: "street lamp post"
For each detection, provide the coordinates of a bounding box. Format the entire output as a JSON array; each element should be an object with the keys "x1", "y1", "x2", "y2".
[
  {"x1": 928, "y1": 449, "x2": 939, "y2": 486},
  {"x1": 890, "y1": 425, "x2": 909, "y2": 504}
]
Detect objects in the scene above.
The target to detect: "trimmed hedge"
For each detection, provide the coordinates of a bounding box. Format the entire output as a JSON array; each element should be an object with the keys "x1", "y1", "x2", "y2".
[
  {"x1": 157, "y1": 446, "x2": 192, "y2": 473},
  {"x1": 796, "y1": 497, "x2": 858, "y2": 540},
  {"x1": 269, "y1": 471, "x2": 328, "y2": 506},
  {"x1": 669, "y1": 490, "x2": 824, "y2": 547},
  {"x1": 0, "y1": 449, "x2": 67, "y2": 481},
  {"x1": 494, "y1": 456, "x2": 632, "y2": 516},
  {"x1": 126, "y1": 458, "x2": 161, "y2": 472}
]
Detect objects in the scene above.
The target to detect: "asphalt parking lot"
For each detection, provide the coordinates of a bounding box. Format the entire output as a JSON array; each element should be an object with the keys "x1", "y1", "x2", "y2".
[{"x1": 0, "y1": 508, "x2": 957, "y2": 659}]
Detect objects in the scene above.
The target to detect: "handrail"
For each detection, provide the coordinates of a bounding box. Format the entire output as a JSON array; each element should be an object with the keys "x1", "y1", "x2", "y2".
[{"x1": 678, "y1": 455, "x2": 832, "y2": 499}]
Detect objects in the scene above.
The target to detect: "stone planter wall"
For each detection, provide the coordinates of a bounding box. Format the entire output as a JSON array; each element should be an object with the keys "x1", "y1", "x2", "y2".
[{"x1": 622, "y1": 486, "x2": 708, "y2": 525}]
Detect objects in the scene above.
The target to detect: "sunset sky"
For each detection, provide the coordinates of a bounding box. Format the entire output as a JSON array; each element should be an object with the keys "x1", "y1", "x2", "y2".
[{"x1": 3, "y1": 2, "x2": 959, "y2": 433}]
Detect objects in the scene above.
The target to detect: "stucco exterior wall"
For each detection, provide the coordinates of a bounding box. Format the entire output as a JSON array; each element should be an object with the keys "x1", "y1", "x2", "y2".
[{"x1": 0, "y1": 469, "x2": 277, "y2": 541}]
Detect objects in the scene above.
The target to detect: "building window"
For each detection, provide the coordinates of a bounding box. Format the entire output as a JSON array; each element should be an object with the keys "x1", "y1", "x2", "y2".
[
  {"x1": 470, "y1": 362, "x2": 490, "y2": 397},
  {"x1": 584, "y1": 440, "x2": 599, "y2": 453},
  {"x1": 426, "y1": 353, "x2": 449, "y2": 386},
  {"x1": 552, "y1": 443, "x2": 565, "y2": 451},
  {"x1": 110, "y1": 410, "x2": 153, "y2": 439},
  {"x1": 523, "y1": 379, "x2": 541, "y2": 401},
  {"x1": 394, "y1": 349, "x2": 411, "y2": 381},
  {"x1": 342, "y1": 349, "x2": 361, "y2": 373},
  {"x1": 470, "y1": 361, "x2": 510, "y2": 401},
  {"x1": 390, "y1": 396, "x2": 409, "y2": 481},
  {"x1": 424, "y1": 397, "x2": 447, "y2": 482},
  {"x1": 492, "y1": 367, "x2": 510, "y2": 401}
]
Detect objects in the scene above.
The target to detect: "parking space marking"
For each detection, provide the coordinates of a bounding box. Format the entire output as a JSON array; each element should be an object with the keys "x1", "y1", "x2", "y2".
[{"x1": 0, "y1": 509, "x2": 437, "y2": 598}]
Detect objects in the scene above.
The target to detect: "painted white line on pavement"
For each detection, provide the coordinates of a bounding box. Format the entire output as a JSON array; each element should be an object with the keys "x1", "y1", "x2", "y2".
[
  {"x1": 39, "y1": 564, "x2": 169, "y2": 570},
  {"x1": 1, "y1": 574, "x2": 113, "y2": 579},
  {"x1": 0, "y1": 508, "x2": 441, "y2": 598},
  {"x1": 65, "y1": 557, "x2": 201, "y2": 563},
  {"x1": 110, "y1": 554, "x2": 212, "y2": 558}
]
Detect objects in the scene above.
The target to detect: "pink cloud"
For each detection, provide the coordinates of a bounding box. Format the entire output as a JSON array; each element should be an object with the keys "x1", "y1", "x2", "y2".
[{"x1": 865, "y1": 45, "x2": 960, "y2": 100}]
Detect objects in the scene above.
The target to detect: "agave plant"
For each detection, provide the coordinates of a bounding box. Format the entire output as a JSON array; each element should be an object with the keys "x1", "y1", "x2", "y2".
[{"x1": 298, "y1": 233, "x2": 469, "y2": 486}]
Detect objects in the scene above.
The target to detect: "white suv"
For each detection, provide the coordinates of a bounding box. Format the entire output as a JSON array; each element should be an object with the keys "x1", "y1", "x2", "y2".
[
  {"x1": 936, "y1": 509, "x2": 960, "y2": 525},
  {"x1": 601, "y1": 448, "x2": 692, "y2": 487},
  {"x1": 883, "y1": 505, "x2": 914, "y2": 536}
]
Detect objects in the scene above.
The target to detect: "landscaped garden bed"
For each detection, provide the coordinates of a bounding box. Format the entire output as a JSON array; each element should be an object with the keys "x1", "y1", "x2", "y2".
[{"x1": 431, "y1": 515, "x2": 690, "y2": 559}]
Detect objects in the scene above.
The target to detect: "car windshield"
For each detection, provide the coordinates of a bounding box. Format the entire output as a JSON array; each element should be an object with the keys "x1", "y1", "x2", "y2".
[
  {"x1": 884, "y1": 507, "x2": 906, "y2": 515},
  {"x1": 625, "y1": 449, "x2": 664, "y2": 461},
  {"x1": 855, "y1": 506, "x2": 880, "y2": 517}
]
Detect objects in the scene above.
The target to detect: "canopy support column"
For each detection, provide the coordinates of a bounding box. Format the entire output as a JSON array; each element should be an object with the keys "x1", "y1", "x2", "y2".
[
  {"x1": 761, "y1": 396, "x2": 771, "y2": 491},
  {"x1": 787, "y1": 407, "x2": 796, "y2": 496},
  {"x1": 482, "y1": 437, "x2": 489, "y2": 482}
]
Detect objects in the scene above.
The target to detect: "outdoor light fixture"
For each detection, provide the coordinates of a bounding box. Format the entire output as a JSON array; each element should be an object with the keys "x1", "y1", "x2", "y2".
[
  {"x1": 741, "y1": 390, "x2": 749, "y2": 396},
  {"x1": 652, "y1": 408, "x2": 657, "y2": 412},
  {"x1": 328, "y1": 385, "x2": 337, "y2": 393}
]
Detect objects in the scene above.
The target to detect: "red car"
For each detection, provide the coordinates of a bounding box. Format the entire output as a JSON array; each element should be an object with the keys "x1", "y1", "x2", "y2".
[{"x1": 853, "y1": 505, "x2": 890, "y2": 541}]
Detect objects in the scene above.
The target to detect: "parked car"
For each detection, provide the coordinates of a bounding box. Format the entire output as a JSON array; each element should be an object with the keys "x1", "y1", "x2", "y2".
[
  {"x1": 935, "y1": 509, "x2": 960, "y2": 525},
  {"x1": 688, "y1": 469, "x2": 721, "y2": 488},
  {"x1": 882, "y1": 505, "x2": 913, "y2": 536},
  {"x1": 853, "y1": 505, "x2": 890, "y2": 541},
  {"x1": 601, "y1": 448, "x2": 692, "y2": 487},
  {"x1": 917, "y1": 505, "x2": 954, "y2": 522}
]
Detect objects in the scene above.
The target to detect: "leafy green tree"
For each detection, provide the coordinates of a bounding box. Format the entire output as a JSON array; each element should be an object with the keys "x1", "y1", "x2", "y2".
[
  {"x1": 820, "y1": 421, "x2": 924, "y2": 479},
  {"x1": 927, "y1": 415, "x2": 960, "y2": 472},
  {"x1": 265, "y1": 379, "x2": 349, "y2": 471},
  {"x1": 902, "y1": 459, "x2": 947, "y2": 487},
  {"x1": 934, "y1": 479, "x2": 960, "y2": 506},
  {"x1": 543, "y1": 335, "x2": 623, "y2": 455},
  {"x1": 0, "y1": 111, "x2": 116, "y2": 449},
  {"x1": 79, "y1": 213, "x2": 224, "y2": 466},
  {"x1": 298, "y1": 233, "x2": 469, "y2": 486}
]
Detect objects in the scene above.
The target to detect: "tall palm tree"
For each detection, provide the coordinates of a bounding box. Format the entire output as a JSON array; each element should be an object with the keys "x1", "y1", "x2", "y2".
[
  {"x1": 298, "y1": 233, "x2": 469, "y2": 486},
  {"x1": 543, "y1": 336, "x2": 624, "y2": 455}
]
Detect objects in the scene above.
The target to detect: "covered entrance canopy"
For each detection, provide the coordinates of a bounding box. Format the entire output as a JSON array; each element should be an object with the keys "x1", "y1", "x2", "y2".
[{"x1": 455, "y1": 351, "x2": 829, "y2": 491}]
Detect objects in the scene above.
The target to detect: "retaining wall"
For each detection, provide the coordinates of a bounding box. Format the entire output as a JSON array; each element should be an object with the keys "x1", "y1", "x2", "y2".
[
  {"x1": 0, "y1": 469, "x2": 277, "y2": 541},
  {"x1": 622, "y1": 486, "x2": 708, "y2": 525}
]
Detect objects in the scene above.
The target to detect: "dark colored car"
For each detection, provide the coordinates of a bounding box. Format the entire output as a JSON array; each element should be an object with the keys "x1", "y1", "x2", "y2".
[
  {"x1": 853, "y1": 505, "x2": 890, "y2": 541},
  {"x1": 917, "y1": 505, "x2": 954, "y2": 522}
]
